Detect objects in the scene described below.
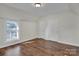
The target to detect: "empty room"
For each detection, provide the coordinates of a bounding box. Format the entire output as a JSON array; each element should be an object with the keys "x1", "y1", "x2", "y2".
[{"x1": 0, "y1": 3, "x2": 79, "y2": 56}]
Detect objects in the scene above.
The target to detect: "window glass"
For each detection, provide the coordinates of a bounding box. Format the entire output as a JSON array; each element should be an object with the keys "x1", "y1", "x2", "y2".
[{"x1": 6, "y1": 21, "x2": 19, "y2": 41}]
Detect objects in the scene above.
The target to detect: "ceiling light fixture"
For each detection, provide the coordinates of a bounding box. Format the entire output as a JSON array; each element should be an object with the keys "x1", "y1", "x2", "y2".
[
  {"x1": 35, "y1": 3, "x2": 41, "y2": 7},
  {"x1": 33, "y1": 3, "x2": 43, "y2": 8}
]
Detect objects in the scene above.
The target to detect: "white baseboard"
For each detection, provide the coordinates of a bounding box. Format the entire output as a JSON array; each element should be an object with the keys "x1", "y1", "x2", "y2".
[
  {"x1": 44, "y1": 38, "x2": 79, "y2": 47},
  {"x1": 0, "y1": 37, "x2": 79, "y2": 48},
  {"x1": 0, "y1": 37, "x2": 36, "y2": 48}
]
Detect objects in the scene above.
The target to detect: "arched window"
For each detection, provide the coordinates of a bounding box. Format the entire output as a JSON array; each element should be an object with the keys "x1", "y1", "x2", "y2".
[{"x1": 6, "y1": 21, "x2": 19, "y2": 41}]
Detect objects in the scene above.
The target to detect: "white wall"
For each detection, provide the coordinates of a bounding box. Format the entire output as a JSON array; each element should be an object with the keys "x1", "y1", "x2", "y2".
[
  {"x1": 0, "y1": 4, "x2": 37, "y2": 48},
  {"x1": 19, "y1": 21, "x2": 37, "y2": 41},
  {"x1": 38, "y1": 11, "x2": 79, "y2": 46},
  {"x1": 0, "y1": 20, "x2": 5, "y2": 44}
]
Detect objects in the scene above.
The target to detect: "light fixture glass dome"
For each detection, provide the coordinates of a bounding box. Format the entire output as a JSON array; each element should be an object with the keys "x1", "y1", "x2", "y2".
[
  {"x1": 33, "y1": 3, "x2": 45, "y2": 8},
  {"x1": 35, "y1": 3, "x2": 41, "y2": 7}
]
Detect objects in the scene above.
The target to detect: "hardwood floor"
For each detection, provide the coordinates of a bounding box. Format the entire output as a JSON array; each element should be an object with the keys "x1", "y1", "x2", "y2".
[{"x1": 0, "y1": 38, "x2": 79, "y2": 56}]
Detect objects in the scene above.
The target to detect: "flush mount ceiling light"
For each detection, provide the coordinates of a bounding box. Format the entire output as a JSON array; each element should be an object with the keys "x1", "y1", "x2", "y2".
[
  {"x1": 34, "y1": 3, "x2": 41, "y2": 7},
  {"x1": 33, "y1": 3, "x2": 45, "y2": 8}
]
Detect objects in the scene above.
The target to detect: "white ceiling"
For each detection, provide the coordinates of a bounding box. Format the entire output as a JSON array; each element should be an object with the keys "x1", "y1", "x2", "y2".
[
  {"x1": 4, "y1": 3, "x2": 70, "y2": 17},
  {"x1": 0, "y1": 3, "x2": 79, "y2": 21},
  {"x1": 68, "y1": 3, "x2": 79, "y2": 15}
]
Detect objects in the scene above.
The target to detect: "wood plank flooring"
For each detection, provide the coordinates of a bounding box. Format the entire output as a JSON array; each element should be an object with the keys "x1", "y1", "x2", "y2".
[{"x1": 0, "y1": 38, "x2": 79, "y2": 56}]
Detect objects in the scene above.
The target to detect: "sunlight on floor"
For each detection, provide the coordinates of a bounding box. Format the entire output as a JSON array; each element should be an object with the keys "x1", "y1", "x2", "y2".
[{"x1": 4, "y1": 46, "x2": 21, "y2": 56}]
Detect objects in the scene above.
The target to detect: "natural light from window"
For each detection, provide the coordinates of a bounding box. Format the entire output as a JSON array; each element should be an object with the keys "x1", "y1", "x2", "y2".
[{"x1": 6, "y1": 20, "x2": 19, "y2": 41}]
